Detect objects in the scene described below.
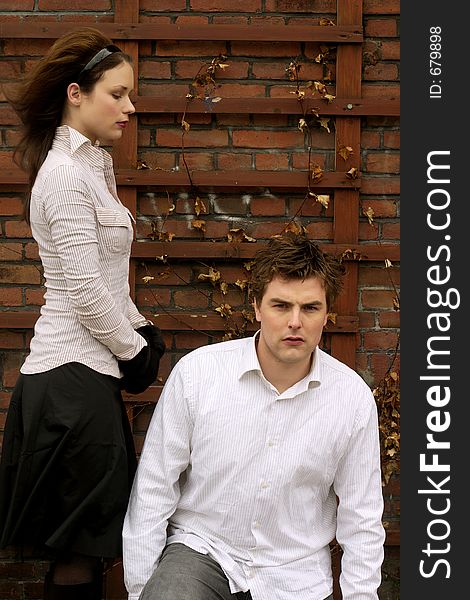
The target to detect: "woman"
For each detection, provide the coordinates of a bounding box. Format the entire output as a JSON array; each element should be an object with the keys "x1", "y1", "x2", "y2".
[{"x1": 0, "y1": 27, "x2": 165, "y2": 600}]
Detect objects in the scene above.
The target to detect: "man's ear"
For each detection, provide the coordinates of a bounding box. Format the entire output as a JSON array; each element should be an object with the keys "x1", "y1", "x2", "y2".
[
  {"x1": 66, "y1": 83, "x2": 82, "y2": 106},
  {"x1": 253, "y1": 298, "x2": 261, "y2": 323}
]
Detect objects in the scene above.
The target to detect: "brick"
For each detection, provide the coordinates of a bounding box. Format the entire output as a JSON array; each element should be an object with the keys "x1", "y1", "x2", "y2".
[
  {"x1": 134, "y1": 288, "x2": 172, "y2": 308},
  {"x1": 364, "y1": 0, "x2": 400, "y2": 14},
  {"x1": 230, "y1": 41, "x2": 302, "y2": 57},
  {"x1": 360, "y1": 198, "x2": 398, "y2": 218},
  {"x1": 173, "y1": 289, "x2": 209, "y2": 309},
  {"x1": 252, "y1": 115, "x2": 289, "y2": 127},
  {"x1": 157, "y1": 129, "x2": 228, "y2": 148},
  {"x1": 5, "y1": 220, "x2": 33, "y2": 238},
  {"x1": 0, "y1": 152, "x2": 15, "y2": 170},
  {"x1": 217, "y1": 153, "x2": 252, "y2": 170},
  {"x1": 212, "y1": 197, "x2": 249, "y2": 215},
  {"x1": 25, "y1": 288, "x2": 45, "y2": 306},
  {"x1": 233, "y1": 130, "x2": 303, "y2": 149},
  {"x1": 250, "y1": 197, "x2": 286, "y2": 216},
  {"x1": 383, "y1": 131, "x2": 400, "y2": 149},
  {"x1": 361, "y1": 131, "x2": 381, "y2": 149},
  {"x1": 190, "y1": 0, "x2": 262, "y2": 9},
  {"x1": 361, "y1": 289, "x2": 397, "y2": 309},
  {"x1": 0, "y1": 288, "x2": 22, "y2": 306},
  {"x1": 379, "y1": 311, "x2": 400, "y2": 328},
  {"x1": 358, "y1": 311, "x2": 376, "y2": 329},
  {"x1": 178, "y1": 152, "x2": 214, "y2": 170},
  {"x1": 1, "y1": 352, "x2": 23, "y2": 388},
  {"x1": 381, "y1": 41, "x2": 400, "y2": 60},
  {"x1": 359, "y1": 265, "x2": 400, "y2": 287},
  {"x1": 365, "y1": 18, "x2": 398, "y2": 38},
  {"x1": 265, "y1": 0, "x2": 335, "y2": 11},
  {"x1": 24, "y1": 243, "x2": 40, "y2": 260},
  {"x1": 365, "y1": 152, "x2": 400, "y2": 174},
  {"x1": 137, "y1": 151, "x2": 176, "y2": 171},
  {"x1": 0, "y1": 243, "x2": 22, "y2": 261},
  {"x1": 0, "y1": 265, "x2": 41, "y2": 285},
  {"x1": 157, "y1": 41, "x2": 228, "y2": 57},
  {"x1": 140, "y1": 0, "x2": 186, "y2": 9},
  {"x1": 363, "y1": 63, "x2": 399, "y2": 81},
  {"x1": 38, "y1": 0, "x2": 111, "y2": 9},
  {"x1": 255, "y1": 153, "x2": 289, "y2": 170},
  {"x1": 288, "y1": 198, "x2": 328, "y2": 218},
  {"x1": 175, "y1": 60, "x2": 249, "y2": 80},
  {"x1": 361, "y1": 176, "x2": 400, "y2": 195},
  {"x1": 363, "y1": 329, "x2": 398, "y2": 351},
  {"x1": 0, "y1": 331, "x2": 24, "y2": 350},
  {"x1": 0, "y1": 197, "x2": 23, "y2": 216},
  {"x1": 136, "y1": 264, "x2": 193, "y2": 284},
  {"x1": 174, "y1": 16, "x2": 209, "y2": 25},
  {"x1": 174, "y1": 332, "x2": 212, "y2": 350},
  {"x1": 362, "y1": 83, "x2": 400, "y2": 98},
  {"x1": 139, "y1": 61, "x2": 172, "y2": 79},
  {"x1": 0, "y1": 1, "x2": 34, "y2": 7},
  {"x1": 252, "y1": 61, "x2": 323, "y2": 81}
]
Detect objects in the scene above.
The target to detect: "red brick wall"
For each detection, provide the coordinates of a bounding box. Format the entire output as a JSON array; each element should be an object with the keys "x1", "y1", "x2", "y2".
[{"x1": 0, "y1": 1, "x2": 400, "y2": 598}]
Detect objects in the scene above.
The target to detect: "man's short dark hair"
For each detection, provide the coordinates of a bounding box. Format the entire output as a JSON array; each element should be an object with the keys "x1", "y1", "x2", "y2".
[{"x1": 249, "y1": 233, "x2": 346, "y2": 310}]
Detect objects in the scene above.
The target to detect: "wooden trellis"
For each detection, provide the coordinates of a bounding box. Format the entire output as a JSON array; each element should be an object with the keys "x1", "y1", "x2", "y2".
[{"x1": 0, "y1": 1, "x2": 399, "y2": 598}]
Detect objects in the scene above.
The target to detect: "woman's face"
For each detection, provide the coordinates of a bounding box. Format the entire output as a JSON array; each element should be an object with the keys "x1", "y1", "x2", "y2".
[{"x1": 68, "y1": 61, "x2": 135, "y2": 145}]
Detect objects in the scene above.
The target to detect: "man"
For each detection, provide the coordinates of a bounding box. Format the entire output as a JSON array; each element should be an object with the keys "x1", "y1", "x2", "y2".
[{"x1": 123, "y1": 233, "x2": 385, "y2": 600}]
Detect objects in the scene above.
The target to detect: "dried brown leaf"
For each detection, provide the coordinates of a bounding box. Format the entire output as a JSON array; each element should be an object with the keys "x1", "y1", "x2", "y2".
[
  {"x1": 197, "y1": 266, "x2": 221, "y2": 284},
  {"x1": 338, "y1": 145, "x2": 354, "y2": 161},
  {"x1": 319, "y1": 17, "x2": 335, "y2": 26},
  {"x1": 194, "y1": 197, "x2": 207, "y2": 217},
  {"x1": 363, "y1": 206, "x2": 375, "y2": 225},
  {"x1": 215, "y1": 303, "x2": 233, "y2": 318},
  {"x1": 191, "y1": 219, "x2": 206, "y2": 232}
]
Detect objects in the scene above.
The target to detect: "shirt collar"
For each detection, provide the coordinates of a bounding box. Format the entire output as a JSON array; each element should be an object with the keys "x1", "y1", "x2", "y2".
[
  {"x1": 238, "y1": 331, "x2": 322, "y2": 392},
  {"x1": 54, "y1": 125, "x2": 111, "y2": 170}
]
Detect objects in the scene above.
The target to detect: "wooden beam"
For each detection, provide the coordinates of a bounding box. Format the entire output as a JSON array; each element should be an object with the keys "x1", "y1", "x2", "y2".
[
  {"x1": 0, "y1": 311, "x2": 358, "y2": 333},
  {"x1": 131, "y1": 241, "x2": 400, "y2": 262},
  {"x1": 0, "y1": 22, "x2": 362, "y2": 43},
  {"x1": 0, "y1": 169, "x2": 361, "y2": 190},
  {"x1": 135, "y1": 96, "x2": 399, "y2": 117}
]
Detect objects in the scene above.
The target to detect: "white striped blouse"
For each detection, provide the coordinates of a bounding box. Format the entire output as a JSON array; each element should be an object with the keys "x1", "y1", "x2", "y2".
[
  {"x1": 21, "y1": 125, "x2": 148, "y2": 378},
  {"x1": 123, "y1": 334, "x2": 385, "y2": 600}
]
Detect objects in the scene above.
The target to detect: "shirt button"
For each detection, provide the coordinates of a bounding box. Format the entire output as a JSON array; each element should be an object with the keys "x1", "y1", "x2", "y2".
[
  {"x1": 260, "y1": 481, "x2": 269, "y2": 489},
  {"x1": 252, "y1": 520, "x2": 260, "y2": 528}
]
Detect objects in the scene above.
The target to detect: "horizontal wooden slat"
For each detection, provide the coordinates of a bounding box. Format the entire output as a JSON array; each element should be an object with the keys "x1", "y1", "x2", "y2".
[
  {"x1": 0, "y1": 311, "x2": 358, "y2": 332},
  {"x1": 131, "y1": 241, "x2": 400, "y2": 262},
  {"x1": 0, "y1": 22, "x2": 362, "y2": 43},
  {"x1": 136, "y1": 96, "x2": 400, "y2": 117},
  {"x1": 0, "y1": 169, "x2": 360, "y2": 190}
]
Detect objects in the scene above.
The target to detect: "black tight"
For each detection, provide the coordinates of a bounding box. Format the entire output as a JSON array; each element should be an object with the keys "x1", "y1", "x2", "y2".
[
  {"x1": 44, "y1": 553, "x2": 103, "y2": 600},
  {"x1": 51, "y1": 552, "x2": 102, "y2": 584}
]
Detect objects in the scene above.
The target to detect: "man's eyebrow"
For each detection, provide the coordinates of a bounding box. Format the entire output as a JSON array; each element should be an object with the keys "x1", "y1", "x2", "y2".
[{"x1": 269, "y1": 297, "x2": 324, "y2": 306}]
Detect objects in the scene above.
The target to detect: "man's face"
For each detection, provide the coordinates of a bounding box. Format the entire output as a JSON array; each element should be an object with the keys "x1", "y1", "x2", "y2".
[{"x1": 254, "y1": 275, "x2": 328, "y2": 374}]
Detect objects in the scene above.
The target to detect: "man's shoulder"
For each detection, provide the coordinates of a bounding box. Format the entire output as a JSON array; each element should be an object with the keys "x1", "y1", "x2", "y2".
[
  {"x1": 318, "y1": 348, "x2": 371, "y2": 392},
  {"x1": 181, "y1": 336, "x2": 250, "y2": 363}
]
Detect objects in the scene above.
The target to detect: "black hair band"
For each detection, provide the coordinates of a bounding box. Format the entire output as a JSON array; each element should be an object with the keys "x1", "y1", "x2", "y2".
[{"x1": 76, "y1": 44, "x2": 122, "y2": 82}]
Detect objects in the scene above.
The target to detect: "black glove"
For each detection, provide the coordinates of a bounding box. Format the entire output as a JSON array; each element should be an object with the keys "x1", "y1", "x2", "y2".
[{"x1": 118, "y1": 324, "x2": 165, "y2": 395}]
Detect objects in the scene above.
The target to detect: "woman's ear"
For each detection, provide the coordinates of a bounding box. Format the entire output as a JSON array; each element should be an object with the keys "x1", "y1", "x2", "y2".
[{"x1": 66, "y1": 83, "x2": 82, "y2": 106}]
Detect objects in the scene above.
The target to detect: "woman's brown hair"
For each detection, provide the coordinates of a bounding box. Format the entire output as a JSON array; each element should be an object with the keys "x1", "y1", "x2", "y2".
[
  {"x1": 249, "y1": 232, "x2": 346, "y2": 311},
  {"x1": 5, "y1": 27, "x2": 131, "y2": 223}
]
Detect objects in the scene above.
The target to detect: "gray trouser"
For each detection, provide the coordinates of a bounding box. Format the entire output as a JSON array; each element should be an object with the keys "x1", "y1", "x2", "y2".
[
  {"x1": 139, "y1": 543, "x2": 251, "y2": 600},
  {"x1": 139, "y1": 542, "x2": 334, "y2": 600}
]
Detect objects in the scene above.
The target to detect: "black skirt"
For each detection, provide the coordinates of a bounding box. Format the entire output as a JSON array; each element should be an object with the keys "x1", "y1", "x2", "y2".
[{"x1": 0, "y1": 362, "x2": 137, "y2": 559}]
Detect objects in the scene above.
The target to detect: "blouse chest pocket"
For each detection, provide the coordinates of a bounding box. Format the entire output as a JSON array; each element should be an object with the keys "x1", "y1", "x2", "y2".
[{"x1": 94, "y1": 206, "x2": 132, "y2": 254}]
